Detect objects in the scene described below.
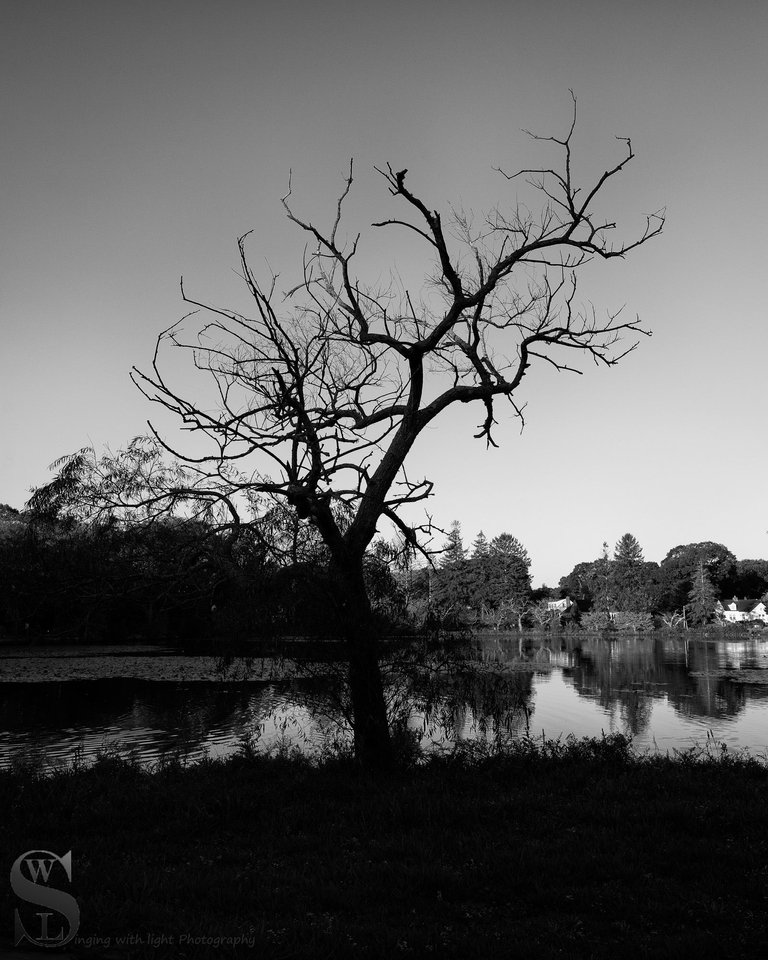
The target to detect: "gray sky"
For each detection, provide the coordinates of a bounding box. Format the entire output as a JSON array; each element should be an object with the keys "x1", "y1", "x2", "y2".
[{"x1": 2, "y1": 0, "x2": 767, "y2": 586}]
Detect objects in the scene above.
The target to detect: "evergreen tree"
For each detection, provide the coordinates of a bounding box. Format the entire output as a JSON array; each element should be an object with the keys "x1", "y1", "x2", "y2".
[
  {"x1": 489, "y1": 533, "x2": 530, "y2": 567},
  {"x1": 561, "y1": 548, "x2": 660, "y2": 614},
  {"x1": 612, "y1": 533, "x2": 651, "y2": 612},
  {"x1": 471, "y1": 531, "x2": 489, "y2": 558},
  {"x1": 593, "y1": 541, "x2": 615, "y2": 612},
  {"x1": 485, "y1": 533, "x2": 531, "y2": 608},
  {"x1": 687, "y1": 560, "x2": 717, "y2": 626},
  {"x1": 465, "y1": 531, "x2": 491, "y2": 614},
  {"x1": 433, "y1": 521, "x2": 469, "y2": 616},
  {"x1": 440, "y1": 521, "x2": 466, "y2": 567},
  {"x1": 614, "y1": 533, "x2": 644, "y2": 565}
]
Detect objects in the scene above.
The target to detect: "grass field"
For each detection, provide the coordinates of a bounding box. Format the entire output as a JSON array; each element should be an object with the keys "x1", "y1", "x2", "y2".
[{"x1": 2, "y1": 735, "x2": 768, "y2": 958}]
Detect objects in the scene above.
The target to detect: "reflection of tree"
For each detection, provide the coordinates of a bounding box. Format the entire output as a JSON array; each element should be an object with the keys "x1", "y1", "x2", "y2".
[
  {"x1": 473, "y1": 632, "x2": 581, "y2": 669},
  {"x1": 0, "y1": 679, "x2": 260, "y2": 763},
  {"x1": 8, "y1": 632, "x2": 768, "y2": 765},
  {"x1": 229, "y1": 645, "x2": 538, "y2": 750},
  {"x1": 379, "y1": 643, "x2": 534, "y2": 746},
  {"x1": 670, "y1": 641, "x2": 747, "y2": 720},
  {"x1": 241, "y1": 664, "x2": 352, "y2": 747},
  {"x1": 559, "y1": 632, "x2": 760, "y2": 731},
  {"x1": 177, "y1": 638, "x2": 768, "y2": 751},
  {"x1": 617, "y1": 690, "x2": 653, "y2": 737},
  {"x1": 563, "y1": 636, "x2": 659, "y2": 737},
  {"x1": 117, "y1": 681, "x2": 271, "y2": 756},
  {"x1": 0, "y1": 680, "x2": 141, "y2": 733},
  {"x1": 427, "y1": 670, "x2": 533, "y2": 744}
]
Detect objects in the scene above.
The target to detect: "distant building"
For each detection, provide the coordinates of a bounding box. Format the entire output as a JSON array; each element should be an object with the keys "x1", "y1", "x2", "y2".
[
  {"x1": 715, "y1": 598, "x2": 768, "y2": 624},
  {"x1": 547, "y1": 597, "x2": 573, "y2": 613}
]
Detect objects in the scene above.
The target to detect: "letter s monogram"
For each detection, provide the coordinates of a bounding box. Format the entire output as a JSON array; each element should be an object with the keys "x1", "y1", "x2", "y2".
[{"x1": 10, "y1": 850, "x2": 80, "y2": 947}]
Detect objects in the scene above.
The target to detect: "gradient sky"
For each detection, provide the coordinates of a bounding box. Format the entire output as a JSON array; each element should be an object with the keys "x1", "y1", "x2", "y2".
[{"x1": 2, "y1": 0, "x2": 767, "y2": 586}]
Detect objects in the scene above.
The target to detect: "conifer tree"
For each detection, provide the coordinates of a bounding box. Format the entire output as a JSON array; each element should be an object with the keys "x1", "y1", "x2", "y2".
[
  {"x1": 687, "y1": 560, "x2": 717, "y2": 626},
  {"x1": 614, "y1": 533, "x2": 644, "y2": 565},
  {"x1": 440, "y1": 521, "x2": 466, "y2": 567},
  {"x1": 465, "y1": 530, "x2": 491, "y2": 616},
  {"x1": 433, "y1": 520, "x2": 469, "y2": 615},
  {"x1": 471, "y1": 531, "x2": 489, "y2": 558},
  {"x1": 486, "y1": 534, "x2": 531, "y2": 608},
  {"x1": 612, "y1": 533, "x2": 651, "y2": 612},
  {"x1": 593, "y1": 541, "x2": 615, "y2": 612}
]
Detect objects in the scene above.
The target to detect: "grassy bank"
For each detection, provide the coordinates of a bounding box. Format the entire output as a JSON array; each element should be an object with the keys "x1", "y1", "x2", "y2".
[{"x1": 2, "y1": 737, "x2": 768, "y2": 959}]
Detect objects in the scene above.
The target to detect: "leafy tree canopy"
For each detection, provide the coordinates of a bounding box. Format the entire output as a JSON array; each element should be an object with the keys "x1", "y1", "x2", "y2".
[
  {"x1": 659, "y1": 542, "x2": 736, "y2": 611},
  {"x1": 731, "y1": 560, "x2": 768, "y2": 600}
]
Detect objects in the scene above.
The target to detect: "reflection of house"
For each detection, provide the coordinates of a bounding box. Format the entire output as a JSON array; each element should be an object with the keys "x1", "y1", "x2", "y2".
[
  {"x1": 549, "y1": 649, "x2": 575, "y2": 668},
  {"x1": 715, "y1": 599, "x2": 768, "y2": 624}
]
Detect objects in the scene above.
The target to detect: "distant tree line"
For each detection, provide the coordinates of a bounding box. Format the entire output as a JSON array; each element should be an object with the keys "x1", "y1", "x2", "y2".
[
  {"x1": 2, "y1": 488, "x2": 767, "y2": 642},
  {"x1": 0, "y1": 501, "x2": 404, "y2": 643},
  {"x1": 400, "y1": 528, "x2": 768, "y2": 631},
  {"x1": 558, "y1": 534, "x2": 768, "y2": 627},
  {"x1": 393, "y1": 522, "x2": 537, "y2": 630}
]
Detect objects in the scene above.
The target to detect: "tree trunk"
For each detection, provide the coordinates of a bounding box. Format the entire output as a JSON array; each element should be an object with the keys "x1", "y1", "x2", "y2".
[
  {"x1": 347, "y1": 635, "x2": 393, "y2": 769},
  {"x1": 330, "y1": 557, "x2": 394, "y2": 769}
]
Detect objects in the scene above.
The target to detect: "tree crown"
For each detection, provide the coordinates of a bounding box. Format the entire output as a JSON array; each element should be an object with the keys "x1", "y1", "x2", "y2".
[{"x1": 32, "y1": 100, "x2": 664, "y2": 572}]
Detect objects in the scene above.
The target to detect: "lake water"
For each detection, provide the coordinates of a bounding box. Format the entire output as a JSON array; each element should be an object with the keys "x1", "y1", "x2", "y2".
[{"x1": 1, "y1": 632, "x2": 767, "y2": 769}]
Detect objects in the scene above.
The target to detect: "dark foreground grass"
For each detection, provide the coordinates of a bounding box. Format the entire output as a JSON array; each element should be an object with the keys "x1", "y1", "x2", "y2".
[{"x1": 2, "y1": 736, "x2": 768, "y2": 959}]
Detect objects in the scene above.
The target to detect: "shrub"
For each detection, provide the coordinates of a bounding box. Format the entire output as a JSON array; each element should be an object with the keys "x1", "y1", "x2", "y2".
[
  {"x1": 611, "y1": 611, "x2": 654, "y2": 632},
  {"x1": 580, "y1": 611, "x2": 616, "y2": 632}
]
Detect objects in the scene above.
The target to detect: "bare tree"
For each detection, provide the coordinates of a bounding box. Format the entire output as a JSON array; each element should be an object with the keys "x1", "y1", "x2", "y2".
[
  {"x1": 93, "y1": 100, "x2": 663, "y2": 766},
  {"x1": 493, "y1": 597, "x2": 537, "y2": 632},
  {"x1": 530, "y1": 600, "x2": 556, "y2": 630}
]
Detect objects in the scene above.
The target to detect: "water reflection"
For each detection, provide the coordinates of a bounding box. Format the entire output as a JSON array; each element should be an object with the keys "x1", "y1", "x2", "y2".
[
  {"x1": 478, "y1": 632, "x2": 768, "y2": 727},
  {"x1": 394, "y1": 649, "x2": 534, "y2": 746},
  {"x1": 1, "y1": 631, "x2": 768, "y2": 768}
]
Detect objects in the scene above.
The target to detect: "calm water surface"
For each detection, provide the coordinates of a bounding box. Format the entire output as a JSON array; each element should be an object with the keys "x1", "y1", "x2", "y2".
[{"x1": 1, "y1": 632, "x2": 767, "y2": 768}]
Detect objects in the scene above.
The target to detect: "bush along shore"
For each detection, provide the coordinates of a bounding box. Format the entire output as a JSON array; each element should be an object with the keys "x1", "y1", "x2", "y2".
[{"x1": 2, "y1": 736, "x2": 768, "y2": 959}]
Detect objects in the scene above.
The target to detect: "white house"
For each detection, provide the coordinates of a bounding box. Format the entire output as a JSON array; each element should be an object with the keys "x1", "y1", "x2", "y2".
[
  {"x1": 715, "y1": 598, "x2": 768, "y2": 624},
  {"x1": 547, "y1": 597, "x2": 574, "y2": 613}
]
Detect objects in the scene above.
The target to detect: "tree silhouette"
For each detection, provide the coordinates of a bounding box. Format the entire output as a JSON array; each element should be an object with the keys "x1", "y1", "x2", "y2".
[{"x1": 32, "y1": 99, "x2": 664, "y2": 766}]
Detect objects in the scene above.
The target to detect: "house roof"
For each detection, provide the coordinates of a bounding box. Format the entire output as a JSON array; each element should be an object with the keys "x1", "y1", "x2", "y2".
[{"x1": 718, "y1": 599, "x2": 764, "y2": 612}]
